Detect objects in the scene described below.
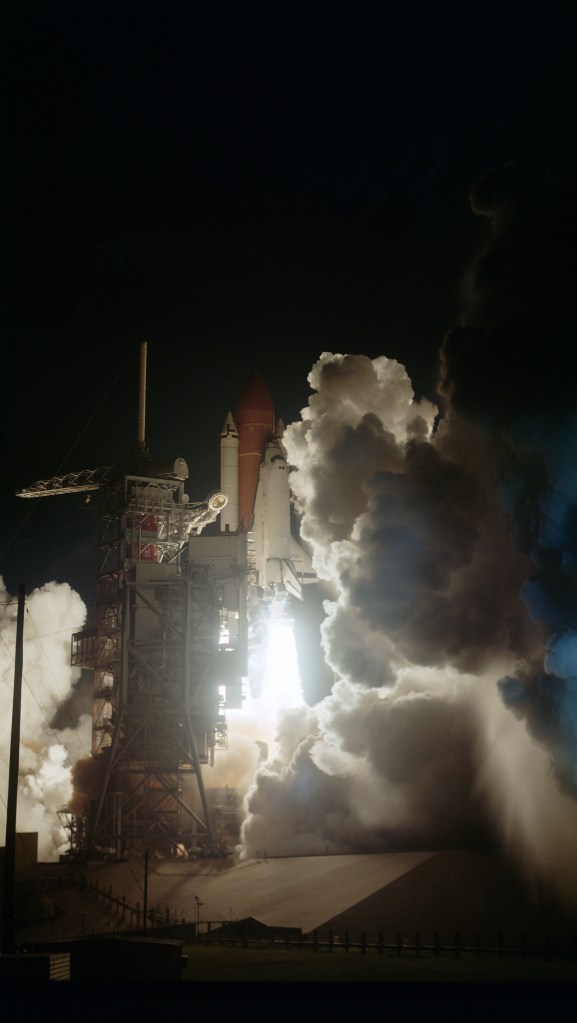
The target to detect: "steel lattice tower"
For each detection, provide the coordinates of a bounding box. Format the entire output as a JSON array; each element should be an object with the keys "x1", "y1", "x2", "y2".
[{"x1": 19, "y1": 343, "x2": 247, "y2": 860}]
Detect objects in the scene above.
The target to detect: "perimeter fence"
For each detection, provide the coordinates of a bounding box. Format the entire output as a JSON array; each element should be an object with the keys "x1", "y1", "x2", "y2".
[{"x1": 198, "y1": 925, "x2": 577, "y2": 964}]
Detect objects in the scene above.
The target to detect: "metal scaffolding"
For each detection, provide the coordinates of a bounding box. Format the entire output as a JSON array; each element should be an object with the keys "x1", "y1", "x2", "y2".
[{"x1": 70, "y1": 471, "x2": 235, "y2": 858}]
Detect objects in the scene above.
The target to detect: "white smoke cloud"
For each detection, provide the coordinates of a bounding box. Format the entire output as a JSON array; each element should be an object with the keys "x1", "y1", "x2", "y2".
[
  {"x1": 0, "y1": 578, "x2": 89, "y2": 861},
  {"x1": 236, "y1": 350, "x2": 577, "y2": 908},
  {"x1": 473, "y1": 679, "x2": 577, "y2": 900}
]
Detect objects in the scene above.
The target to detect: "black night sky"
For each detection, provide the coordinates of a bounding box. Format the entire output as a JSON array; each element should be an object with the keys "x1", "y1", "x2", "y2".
[{"x1": 2, "y1": 1, "x2": 577, "y2": 608}]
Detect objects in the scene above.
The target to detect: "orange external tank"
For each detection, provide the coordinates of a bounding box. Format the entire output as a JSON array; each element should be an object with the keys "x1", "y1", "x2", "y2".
[{"x1": 236, "y1": 371, "x2": 276, "y2": 530}]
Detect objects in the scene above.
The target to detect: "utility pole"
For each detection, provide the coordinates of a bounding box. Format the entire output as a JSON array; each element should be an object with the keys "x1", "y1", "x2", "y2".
[
  {"x1": 1, "y1": 584, "x2": 26, "y2": 955},
  {"x1": 195, "y1": 895, "x2": 203, "y2": 935},
  {"x1": 143, "y1": 848, "x2": 149, "y2": 934}
]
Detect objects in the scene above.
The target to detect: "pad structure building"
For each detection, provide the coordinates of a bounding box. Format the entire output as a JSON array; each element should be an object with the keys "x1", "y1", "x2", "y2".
[{"x1": 67, "y1": 462, "x2": 246, "y2": 860}]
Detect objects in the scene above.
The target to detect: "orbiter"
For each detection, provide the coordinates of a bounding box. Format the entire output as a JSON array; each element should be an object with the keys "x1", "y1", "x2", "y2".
[{"x1": 219, "y1": 372, "x2": 315, "y2": 604}]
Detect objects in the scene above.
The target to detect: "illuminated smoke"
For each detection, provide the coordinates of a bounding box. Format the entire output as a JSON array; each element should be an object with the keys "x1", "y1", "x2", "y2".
[
  {"x1": 0, "y1": 578, "x2": 90, "y2": 861},
  {"x1": 211, "y1": 616, "x2": 308, "y2": 814},
  {"x1": 237, "y1": 164, "x2": 577, "y2": 905}
]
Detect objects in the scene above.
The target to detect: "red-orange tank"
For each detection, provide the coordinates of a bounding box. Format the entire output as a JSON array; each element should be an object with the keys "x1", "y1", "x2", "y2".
[{"x1": 236, "y1": 371, "x2": 275, "y2": 530}]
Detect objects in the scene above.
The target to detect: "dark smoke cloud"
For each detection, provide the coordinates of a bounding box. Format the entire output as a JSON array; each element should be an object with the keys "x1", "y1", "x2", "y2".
[
  {"x1": 440, "y1": 161, "x2": 577, "y2": 421},
  {"x1": 238, "y1": 164, "x2": 577, "y2": 904},
  {"x1": 440, "y1": 162, "x2": 577, "y2": 798}
]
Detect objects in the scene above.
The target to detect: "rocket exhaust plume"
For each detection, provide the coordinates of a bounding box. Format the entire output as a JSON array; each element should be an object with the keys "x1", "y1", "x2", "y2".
[{"x1": 234, "y1": 164, "x2": 577, "y2": 907}]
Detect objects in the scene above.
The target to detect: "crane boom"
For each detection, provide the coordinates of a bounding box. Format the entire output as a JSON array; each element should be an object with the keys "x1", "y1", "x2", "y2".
[{"x1": 16, "y1": 466, "x2": 113, "y2": 498}]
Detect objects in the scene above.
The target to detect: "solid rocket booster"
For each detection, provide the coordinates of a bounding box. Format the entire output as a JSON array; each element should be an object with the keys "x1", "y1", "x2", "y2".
[
  {"x1": 219, "y1": 371, "x2": 315, "y2": 600},
  {"x1": 219, "y1": 411, "x2": 239, "y2": 533}
]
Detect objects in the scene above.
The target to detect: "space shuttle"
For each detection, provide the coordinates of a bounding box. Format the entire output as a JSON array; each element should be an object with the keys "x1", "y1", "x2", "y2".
[{"x1": 219, "y1": 371, "x2": 316, "y2": 604}]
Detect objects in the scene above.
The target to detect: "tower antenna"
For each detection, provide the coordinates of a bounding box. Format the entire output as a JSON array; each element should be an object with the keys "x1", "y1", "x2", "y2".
[{"x1": 137, "y1": 340, "x2": 147, "y2": 451}]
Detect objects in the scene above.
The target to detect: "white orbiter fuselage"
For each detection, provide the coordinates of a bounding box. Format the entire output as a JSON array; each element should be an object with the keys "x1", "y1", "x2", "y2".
[{"x1": 219, "y1": 372, "x2": 315, "y2": 602}]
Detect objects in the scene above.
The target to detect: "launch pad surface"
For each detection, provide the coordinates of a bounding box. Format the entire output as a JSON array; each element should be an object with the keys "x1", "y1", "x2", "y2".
[
  {"x1": 86, "y1": 851, "x2": 434, "y2": 932},
  {"x1": 73, "y1": 849, "x2": 576, "y2": 941}
]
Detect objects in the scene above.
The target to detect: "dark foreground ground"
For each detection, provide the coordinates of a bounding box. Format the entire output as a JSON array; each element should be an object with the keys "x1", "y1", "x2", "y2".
[
  {"x1": 181, "y1": 941, "x2": 577, "y2": 984},
  {"x1": 5, "y1": 946, "x2": 577, "y2": 1023},
  {"x1": 4, "y1": 851, "x2": 577, "y2": 1019}
]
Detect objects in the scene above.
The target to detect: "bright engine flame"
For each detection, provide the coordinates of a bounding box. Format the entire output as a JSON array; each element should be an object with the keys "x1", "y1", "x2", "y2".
[
  {"x1": 262, "y1": 618, "x2": 304, "y2": 716},
  {"x1": 225, "y1": 613, "x2": 305, "y2": 756}
]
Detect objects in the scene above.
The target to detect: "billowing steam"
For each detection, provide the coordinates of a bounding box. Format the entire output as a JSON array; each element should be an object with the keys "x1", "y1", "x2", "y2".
[
  {"x1": 237, "y1": 163, "x2": 577, "y2": 906},
  {"x1": 0, "y1": 578, "x2": 90, "y2": 861}
]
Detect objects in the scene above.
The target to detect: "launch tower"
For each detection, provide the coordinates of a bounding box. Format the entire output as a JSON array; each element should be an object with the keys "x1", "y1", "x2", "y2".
[{"x1": 17, "y1": 344, "x2": 247, "y2": 859}]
